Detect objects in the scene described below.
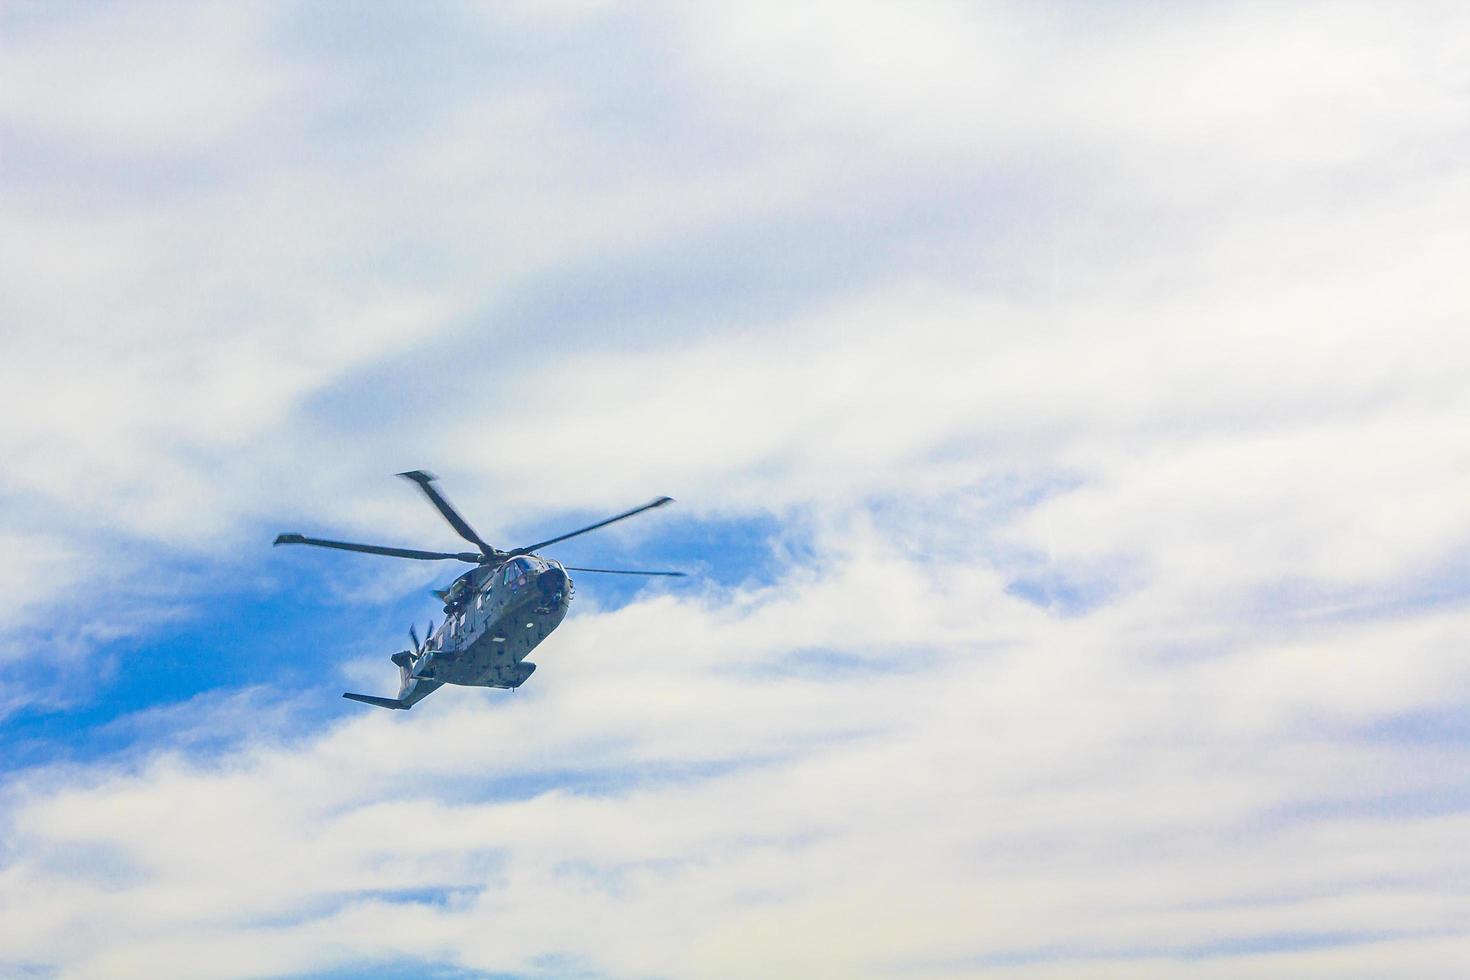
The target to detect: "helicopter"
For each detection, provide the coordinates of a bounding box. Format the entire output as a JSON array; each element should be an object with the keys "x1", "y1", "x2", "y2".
[{"x1": 274, "y1": 470, "x2": 684, "y2": 710}]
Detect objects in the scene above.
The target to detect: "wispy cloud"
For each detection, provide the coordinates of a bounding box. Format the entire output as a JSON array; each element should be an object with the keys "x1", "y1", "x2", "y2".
[
  {"x1": 5, "y1": 529, "x2": 1469, "y2": 976},
  {"x1": 2, "y1": 1, "x2": 1469, "y2": 977}
]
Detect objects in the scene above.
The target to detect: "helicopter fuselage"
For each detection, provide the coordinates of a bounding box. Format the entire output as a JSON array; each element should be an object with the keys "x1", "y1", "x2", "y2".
[{"x1": 395, "y1": 555, "x2": 572, "y2": 706}]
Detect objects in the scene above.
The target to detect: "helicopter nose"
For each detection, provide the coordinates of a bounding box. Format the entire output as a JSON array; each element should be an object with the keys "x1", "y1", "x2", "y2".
[{"x1": 538, "y1": 567, "x2": 567, "y2": 599}]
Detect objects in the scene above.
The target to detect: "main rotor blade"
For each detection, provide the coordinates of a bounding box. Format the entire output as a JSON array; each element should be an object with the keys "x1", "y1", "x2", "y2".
[
  {"x1": 562, "y1": 566, "x2": 687, "y2": 577},
  {"x1": 397, "y1": 470, "x2": 495, "y2": 555},
  {"x1": 274, "y1": 533, "x2": 481, "y2": 562},
  {"x1": 511, "y1": 497, "x2": 675, "y2": 555}
]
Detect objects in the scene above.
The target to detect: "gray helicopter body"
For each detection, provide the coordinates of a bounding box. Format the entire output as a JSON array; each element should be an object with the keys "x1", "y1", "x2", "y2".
[
  {"x1": 387, "y1": 555, "x2": 571, "y2": 709},
  {"x1": 275, "y1": 470, "x2": 682, "y2": 711}
]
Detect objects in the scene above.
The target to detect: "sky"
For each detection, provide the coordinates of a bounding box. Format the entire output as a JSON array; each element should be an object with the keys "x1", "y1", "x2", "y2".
[{"x1": 2, "y1": 1, "x2": 1469, "y2": 977}]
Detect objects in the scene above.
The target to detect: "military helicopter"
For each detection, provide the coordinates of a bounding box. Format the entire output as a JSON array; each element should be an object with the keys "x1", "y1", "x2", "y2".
[{"x1": 274, "y1": 470, "x2": 684, "y2": 710}]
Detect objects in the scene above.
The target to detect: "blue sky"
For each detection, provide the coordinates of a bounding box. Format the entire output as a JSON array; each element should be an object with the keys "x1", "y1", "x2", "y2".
[{"x1": 3, "y1": 2, "x2": 1470, "y2": 978}]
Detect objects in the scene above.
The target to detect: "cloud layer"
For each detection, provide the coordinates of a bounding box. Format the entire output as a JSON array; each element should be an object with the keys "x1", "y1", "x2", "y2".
[{"x1": 2, "y1": 2, "x2": 1469, "y2": 977}]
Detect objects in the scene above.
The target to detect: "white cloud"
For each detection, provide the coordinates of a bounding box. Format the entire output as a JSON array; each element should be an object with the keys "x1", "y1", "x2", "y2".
[
  {"x1": 2, "y1": 1, "x2": 1470, "y2": 976},
  {"x1": 0, "y1": 5, "x2": 294, "y2": 154},
  {"x1": 3, "y1": 531, "x2": 1469, "y2": 977}
]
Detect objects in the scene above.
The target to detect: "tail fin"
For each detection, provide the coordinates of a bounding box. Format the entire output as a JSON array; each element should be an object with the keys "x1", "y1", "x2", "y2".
[
  {"x1": 343, "y1": 692, "x2": 410, "y2": 710},
  {"x1": 391, "y1": 650, "x2": 415, "y2": 692},
  {"x1": 343, "y1": 649, "x2": 426, "y2": 709}
]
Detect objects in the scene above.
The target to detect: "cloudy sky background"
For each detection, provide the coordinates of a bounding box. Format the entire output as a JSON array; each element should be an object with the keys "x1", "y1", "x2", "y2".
[{"x1": 3, "y1": 1, "x2": 1470, "y2": 976}]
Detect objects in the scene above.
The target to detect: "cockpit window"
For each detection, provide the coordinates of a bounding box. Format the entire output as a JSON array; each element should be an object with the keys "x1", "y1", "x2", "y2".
[{"x1": 503, "y1": 558, "x2": 536, "y2": 585}]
